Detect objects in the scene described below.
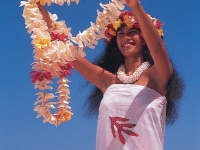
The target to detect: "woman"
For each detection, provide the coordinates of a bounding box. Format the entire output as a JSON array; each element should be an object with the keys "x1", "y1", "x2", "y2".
[{"x1": 37, "y1": 0, "x2": 184, "y2": 149}]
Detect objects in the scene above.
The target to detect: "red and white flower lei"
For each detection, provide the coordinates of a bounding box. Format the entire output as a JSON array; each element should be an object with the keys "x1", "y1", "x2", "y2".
[{"x1": 20, "y1": 0, "x2": 126, "y2": 126}]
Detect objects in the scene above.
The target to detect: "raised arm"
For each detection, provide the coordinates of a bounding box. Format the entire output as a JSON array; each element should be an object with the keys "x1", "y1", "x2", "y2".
[
  {"x1": 36, "y1": 2, "x2": 52, "y2": 28},
  {"x1": 126, "y1": 0, "x2": 173, "y2": 87},
  {"x1": 36, "y1": 3, "x2": 113, "y2": 92},
  {"x1": 73, "y1": 55, "x2": 113, "y2": 92}
]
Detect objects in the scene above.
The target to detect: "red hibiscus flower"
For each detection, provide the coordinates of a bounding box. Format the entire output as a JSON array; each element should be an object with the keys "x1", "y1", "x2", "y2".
[
  {"x1": 59, "y1": 62, "x2": 74, "y2": 77},
  {"x1": 30, "y1": 71, "x2": 52, "y2": 83},
  {"x1": 50, "y1": 31, "x2": 68, "y2": 42}
]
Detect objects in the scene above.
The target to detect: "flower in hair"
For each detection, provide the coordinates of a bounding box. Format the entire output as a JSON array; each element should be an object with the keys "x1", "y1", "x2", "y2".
[
  {"x1": 123, "y1": 15, "x2": 134, "y2": 28},
  {"x1": 104, "y1": 10, "x2": 164, "y2": 42},
  {"x1": 113, "y1": 19, "x2": 122, "y2": 30}
]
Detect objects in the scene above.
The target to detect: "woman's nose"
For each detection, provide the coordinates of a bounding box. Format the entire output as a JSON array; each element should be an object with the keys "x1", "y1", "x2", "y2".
[{"x1": 124, "y1": 33, "x2": 131, "y2": 39}]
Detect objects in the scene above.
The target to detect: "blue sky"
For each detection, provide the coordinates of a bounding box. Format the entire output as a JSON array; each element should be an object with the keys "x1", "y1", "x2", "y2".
[{"x1": 0, "y1": 0, "x2": 200, "y2": 150}]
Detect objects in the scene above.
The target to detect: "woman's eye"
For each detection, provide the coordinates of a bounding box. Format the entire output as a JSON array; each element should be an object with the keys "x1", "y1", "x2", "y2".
[
  {"x1": 130, "y1": 30, "x2": 137, "y2": 34},
  {"x1": 117, "y1": 32, "x2": 123, "y2": 36}
]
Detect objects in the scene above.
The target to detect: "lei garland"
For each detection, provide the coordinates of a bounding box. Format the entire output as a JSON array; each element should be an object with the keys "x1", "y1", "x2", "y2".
[{"x1": 20, "y1": 0, "x2": 126, "y2": 126}]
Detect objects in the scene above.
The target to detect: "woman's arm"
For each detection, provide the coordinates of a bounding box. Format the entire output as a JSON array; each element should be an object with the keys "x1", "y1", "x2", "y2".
[
  {"x1": 73, "y1": 55, "x2": 113, "y2": 92},
  {"x1": 36, "y1": 2, "x2": 53, "y2": 28},
  {"x1": 126, "y1": 0, "x2": 173, "y2": 86},
  {"x1": 36, "y1": 3, "x2": 113, "y2": 91}
]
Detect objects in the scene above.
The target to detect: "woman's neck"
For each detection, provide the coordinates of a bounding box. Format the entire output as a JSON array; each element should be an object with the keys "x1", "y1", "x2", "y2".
[{"x1": 124, "y1": 56, "x2": 144, "y2": 75}]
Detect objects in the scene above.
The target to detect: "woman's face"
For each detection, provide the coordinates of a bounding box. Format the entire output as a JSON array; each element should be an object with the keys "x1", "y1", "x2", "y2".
[{"x1": 116, "y1": 27, "x2": 143, "y2": 57}]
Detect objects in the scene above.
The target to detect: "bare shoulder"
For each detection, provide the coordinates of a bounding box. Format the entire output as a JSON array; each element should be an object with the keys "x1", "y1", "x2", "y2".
[
  {"x1": 132, "y1": 66, "x2": 168, "y2": 96},
  {"x1": 146, "y1": 65, "x2": 169, "y2": 96},
  {"x1": 100, "y1": 70, "x2": 116, "y2": 93}
]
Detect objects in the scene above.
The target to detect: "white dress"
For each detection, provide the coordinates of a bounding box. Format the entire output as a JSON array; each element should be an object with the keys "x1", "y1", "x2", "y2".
[{"x1": 96, "y1": 84, "x2": 167, "y2": 150}]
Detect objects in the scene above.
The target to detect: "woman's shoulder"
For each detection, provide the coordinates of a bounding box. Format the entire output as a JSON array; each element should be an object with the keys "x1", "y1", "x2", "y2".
[
  {"x1": 100, "y1": 70, "x2": 117, "y2": 93},
  {"x1": 144, "y1": 66, "x2": 168, "y2": 96}
]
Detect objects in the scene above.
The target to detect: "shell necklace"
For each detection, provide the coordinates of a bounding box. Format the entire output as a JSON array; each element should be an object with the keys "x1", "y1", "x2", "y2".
[{"x1": 117, "y1": 62, "x2": 150, "y2": 84}]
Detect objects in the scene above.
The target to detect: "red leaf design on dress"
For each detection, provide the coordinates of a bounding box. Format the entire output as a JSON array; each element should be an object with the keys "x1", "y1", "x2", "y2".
[
  {"x1": 116, "y1": 117, "x2": 129, "y2": 122},
  {"x1": 118, "y1": 130, "x2": 125, "y2": 144},
  {"x1": 110, "y1": 116, "x2": 138, "y2": 144},
  {"x1": 123, "y1": 123, "x2": 136, "y2": 128},
  {"x1": 110, "y1": 117, "x2": 116, "y2": 138},
  {"x1": 122, "y1": 129, "x2": 139, "y2": 136}
]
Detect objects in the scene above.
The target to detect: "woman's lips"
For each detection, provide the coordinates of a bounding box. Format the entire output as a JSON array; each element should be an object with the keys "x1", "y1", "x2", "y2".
[{"x1": 122, "y1": 42, "x2": 135, "y2": 47}]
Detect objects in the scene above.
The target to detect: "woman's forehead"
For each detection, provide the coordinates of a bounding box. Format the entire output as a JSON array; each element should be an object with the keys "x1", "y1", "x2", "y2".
[{"x1": 117, "y1": 27, "x2": 141, "y2": 32}]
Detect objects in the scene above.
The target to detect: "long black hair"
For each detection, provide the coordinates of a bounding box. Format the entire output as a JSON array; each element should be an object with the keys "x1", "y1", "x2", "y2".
[{"x1": 83, "y1": 36, "x2": 185, "y2": 125}]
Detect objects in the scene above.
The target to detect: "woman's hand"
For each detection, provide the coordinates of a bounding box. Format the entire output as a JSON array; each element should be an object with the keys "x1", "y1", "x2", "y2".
[
  {"x1": 125, "y1": 0, "x2": 141, "y2": 9},
  {"x1": 36, "y1": 2, "x2": 53, "y2": 28}
]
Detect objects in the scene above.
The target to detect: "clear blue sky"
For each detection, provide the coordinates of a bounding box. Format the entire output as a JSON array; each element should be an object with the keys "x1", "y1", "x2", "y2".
[{"x1": 0, "y1": 0, "x2": 200, "y2": 150}]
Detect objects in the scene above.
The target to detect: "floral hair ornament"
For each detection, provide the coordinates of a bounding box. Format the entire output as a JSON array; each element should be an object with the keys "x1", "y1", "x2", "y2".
[
  {"x1": 20, "y1": 0, "x2": 127, "y2": 126},
  {"x1": 104, "y1": 11, "x2": 164, "y2": 44}
]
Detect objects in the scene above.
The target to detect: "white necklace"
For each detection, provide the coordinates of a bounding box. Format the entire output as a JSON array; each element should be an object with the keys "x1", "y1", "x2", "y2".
[{"x1": 117, "y1": 62, "x2": 150, "y2": 84}]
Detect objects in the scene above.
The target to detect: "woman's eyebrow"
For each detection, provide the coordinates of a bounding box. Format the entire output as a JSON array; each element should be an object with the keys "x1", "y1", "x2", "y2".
[
  {"x1": 117, "y1": 28, "x2": 123, "y2": 32},
  {"x1": 130, "y1": 28, "x2": 139, "y2": 31}
]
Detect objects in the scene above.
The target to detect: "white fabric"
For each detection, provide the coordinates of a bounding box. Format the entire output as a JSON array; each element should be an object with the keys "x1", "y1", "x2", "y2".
[{"x1": 96, "y1": 84, "x2": 167, "y2": 150}]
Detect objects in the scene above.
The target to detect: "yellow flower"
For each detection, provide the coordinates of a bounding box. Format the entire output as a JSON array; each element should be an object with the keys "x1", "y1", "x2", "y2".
[
  {"x1": 113, "y1": 19, "x2": 122, "y2": 31},
  {"x1": 55, "y1": 109, "x2": 72, "y2": 125},
  {"x1": 158, "y1": 29, "x2": 164, "y2": 37},
  {"x1": 33, "y1": 38, "x2": 51, "y2": 49},
  {"x1": 35, "y1": 48, "x2": 45, "y2": 59}
]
